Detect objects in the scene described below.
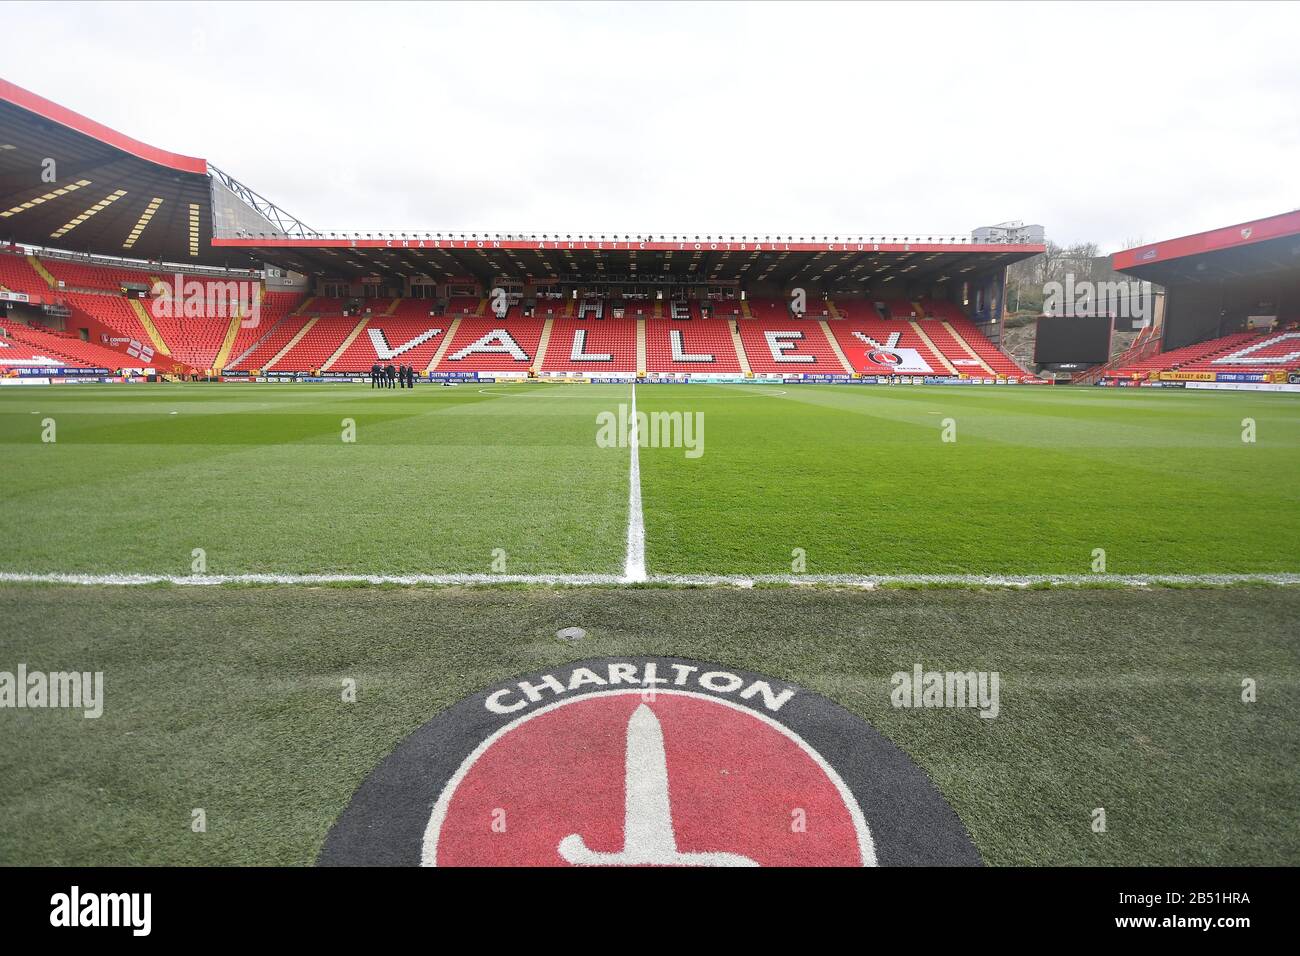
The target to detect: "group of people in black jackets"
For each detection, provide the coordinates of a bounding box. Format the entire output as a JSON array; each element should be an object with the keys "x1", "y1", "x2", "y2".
[{"x1": 370, "y1": 363, "x2": 418, "y2": 388}]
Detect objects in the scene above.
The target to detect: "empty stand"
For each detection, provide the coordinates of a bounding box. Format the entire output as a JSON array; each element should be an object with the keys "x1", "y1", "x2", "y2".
[
  {"x1": 0, "y1": 251, "x2": 49, "y2": 295},
  {"x1": 1110, "y1": 332, "x2": 1260, "y2": 378},
  {"x1": 436, "y1": 318, "x2": 544, "y2": 372},
  {"x1": 1199, "y1": 330, "x2": 1300, "y2": 372},
  {"x1": 330, "y1": 318, "x2": 448, "y2": 372},
  {"x1": 644, "y1": 318, "x2": 742, "y2": 373},
  {"x1": 0, "y1": 319, "x2": 133, "y2": 368},
  {"x1": 826, "y1": 318, "x2": 951, "y2": 375},
  {"x1": 269, "y1": 316, "x2": 358, "y2": 371},
  {"x1": 230, "y1": 315, "x2": 310, "y2": 371},
  {"x1": 540, "y1": 318, "x2": 637, "y2": 373},
  {"x1": 220, "y1": 291, "x2": 304, "y2": 369},
  {"x1": 738, "y1": 319, "x2": 844, "y2": 374}
]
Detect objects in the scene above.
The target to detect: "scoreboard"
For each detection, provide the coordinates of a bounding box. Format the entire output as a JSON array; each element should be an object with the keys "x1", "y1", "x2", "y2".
[{"x1": 1034, "y1": 316, "x2": 1112, "y2": 365}]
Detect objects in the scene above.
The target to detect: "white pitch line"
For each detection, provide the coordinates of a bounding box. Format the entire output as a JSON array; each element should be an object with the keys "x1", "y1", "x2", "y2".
[
  {"x1": 623, "y1": 381, "x2": 648, "y2": 582},
  {"x1": 2, "y1": 572, "x2": 1298, "y2": 588}
]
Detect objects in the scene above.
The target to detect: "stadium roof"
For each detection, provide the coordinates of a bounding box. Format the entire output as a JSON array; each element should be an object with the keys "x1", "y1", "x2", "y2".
[
  {"x1": 213, "y1": 234, "x2": 1044, "y2": 288},
  {"x1": 0, "y1": 76, "x2": 1044, "y2": 285},
  {"x1": 1112, "y1": 209, "x2": 1300, "y2": 285},
  {"x1": 0, "y1": 77, "x2": 227, "y2": 265}
]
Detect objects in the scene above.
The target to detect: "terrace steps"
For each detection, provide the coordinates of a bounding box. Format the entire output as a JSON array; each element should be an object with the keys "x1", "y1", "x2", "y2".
[
  {"x1": 425, "y1": 317, "x2": 461, "y2": 373},
  {"x1": 27, "y1": 255, "x2": 57, "y2": 289},
  {"x1": 532, "y1": 318, "x2": 555, "y2": 372},
  {"x1": 323, "y1": 317, "x2": 369, "y2": 371},
  {"x1": 729, "y1": 320, "x2": 752, "y2": 376},
  {"x1": 819, "y1": 320, "x2": 855, "y2": 374},
  {"x1": 227, "y1": 315, "x2": 284, "y2": 370},
  {"x1": 264, "y1": 316, "x2": 319, "y2": 370},
  {"x1": 213, "y1": 313, "x2": 243, "y2": 371},
  {"x1": 129, "y1": 298, "x2": 172, "y2": 356},
  {"x1": 910, "y1": 321, "x2": 958, "y2": 375},
  {"x1": 940, "y1": 320, "x2": 995, "y2": 376},
  {"x1": 637, "y1": 318, "x2": 647, "y2": 375}
]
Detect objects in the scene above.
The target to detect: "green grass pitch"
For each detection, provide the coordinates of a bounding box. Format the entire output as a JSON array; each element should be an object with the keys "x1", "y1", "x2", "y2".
[
  {"x1": 1, "y1": 382, "x2": 1298, "y2": 577},
  {"x1": 1, "y1": 381, "x2": 1298, "y2": 866},
  {"x1": 1, "y1": 585, "x2": 1296, "y2": 865}
]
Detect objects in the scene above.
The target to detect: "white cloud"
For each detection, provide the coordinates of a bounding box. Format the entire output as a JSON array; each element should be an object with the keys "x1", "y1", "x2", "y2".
[{"x1": 4, "y1": 0, "x2": 1297, "y2": 252}]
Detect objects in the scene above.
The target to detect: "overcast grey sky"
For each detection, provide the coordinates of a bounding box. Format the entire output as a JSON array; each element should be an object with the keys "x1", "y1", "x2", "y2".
[{"x1": 4, "y1": 1, "x2": 1297, "y2": 252}]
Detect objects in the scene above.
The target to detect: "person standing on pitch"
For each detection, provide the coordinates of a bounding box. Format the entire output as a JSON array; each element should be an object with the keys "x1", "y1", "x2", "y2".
[
  {"x1": 386, "y1": 363, "x2": 396, "y2": 388},
  {"x1": 371, "y1": 362, "x2": 380, "y2": 388}
]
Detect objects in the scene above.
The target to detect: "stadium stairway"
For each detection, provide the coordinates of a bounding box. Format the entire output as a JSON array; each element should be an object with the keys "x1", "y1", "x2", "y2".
[
  {"x1": 438, "y1": 317, "x2": 543, "y2": 374},
  {"x1": 425, "y1": 317, "x2": 462, "y2": 373},
  {"x1": 27, "y1": 254, "x2": 58, "y2": 289},
  {"x1": 531, "y1": 318, "x2": 555, "y2": 373},
  {"x1": 645, "y1": 318, "x2": 743, "y2": 373},
  {"x1": 329, "y1": 318, "x2": 446, "y2": 372},
  {"x1": 937, "y1": 321, "x2": 996, "y2": 375},
  {"x1": 263, "y1": 316, "x2": 320, "y2": 370},
  {"x1": 946, "y1": 318, "x2": 1026, "y2": 376},
  {"x1": 818, "y1": 320, "x2": 854, "y2": 373},
  {"x1": 908, "y1": 321, "x2": 959, "y2": 375},
  {"x1": 212, "y1": 312, "x2": 243, "y2": 371},
  {"x1": 826, "y1": 318, "x2": 949, "y2": 375},
  {"x1": 211, "y1": 285, "x2": 275, "y2": 372},
  {"x1": 227, "y1": 315, "x2": 288, "y2": 371},
  {"x1": 128, "y1": 298, "x2": 172, "y2": 357},
  {"x1": 637, "y1": 318, "x2": 648, "y2": 374},
  {"x1": 322, "y1": 317, "x2": 370, "y2": 371},
  {"x1": 739, "y1": 319, "x2": 846, "y2": 374},
  {"x1": 271, "y1": 316, "x2": 357, "y2": 372},
  {"x1": 729, "y1": 320, "x2": 752, "y2": 376},
  {"x1": 0, "y1": 252, "x2": 51, "y2": 294}
]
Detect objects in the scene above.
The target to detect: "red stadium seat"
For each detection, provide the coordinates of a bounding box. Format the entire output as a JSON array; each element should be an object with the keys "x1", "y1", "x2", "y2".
[
  {"x1": 644, "y1": 318, "x2": 742, "y2": 373},
  {"x1": 541, "y1": 318, "x2": 637, "y2": 373}
]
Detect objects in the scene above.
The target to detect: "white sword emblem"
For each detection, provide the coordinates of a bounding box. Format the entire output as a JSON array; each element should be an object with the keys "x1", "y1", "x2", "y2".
[{"x1": 558, "y1": 704, "x2": 759, "y2": 866}]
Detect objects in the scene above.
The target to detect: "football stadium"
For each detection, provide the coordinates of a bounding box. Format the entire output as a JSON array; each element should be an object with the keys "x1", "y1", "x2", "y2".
[{"x1": 0, "y1": 1, "x2": 1296, "y2": 922}]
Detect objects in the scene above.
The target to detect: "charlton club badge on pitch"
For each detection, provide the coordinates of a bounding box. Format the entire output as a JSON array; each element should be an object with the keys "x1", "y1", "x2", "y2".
[{"x1": 320, "y1": 657, "x2": 980, "y2": 867}]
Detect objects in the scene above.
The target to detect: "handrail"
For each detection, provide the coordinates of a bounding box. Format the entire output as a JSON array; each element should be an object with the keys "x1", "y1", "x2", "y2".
[{"x1": 1072, "y1": 324, "x2": 1161, "y2": 384}]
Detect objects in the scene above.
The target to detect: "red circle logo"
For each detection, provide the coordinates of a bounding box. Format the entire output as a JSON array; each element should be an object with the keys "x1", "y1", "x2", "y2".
[
  {"x1": 320, "y1": 658, "x2": 981, "y2": 866},
  {"x1": 426, "y1": 690, "x2": 872, "y2": 866}
]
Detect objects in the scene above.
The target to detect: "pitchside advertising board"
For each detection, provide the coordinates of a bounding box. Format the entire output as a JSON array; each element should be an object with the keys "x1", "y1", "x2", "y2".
[{"x1": 320, "y1": 657, "x2": 980, "y2": 867}]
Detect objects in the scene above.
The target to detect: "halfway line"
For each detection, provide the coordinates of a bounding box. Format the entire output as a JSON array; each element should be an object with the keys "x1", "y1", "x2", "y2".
[{"x1": 624, "y1": 382, "x2": 647, "y2": 582}]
